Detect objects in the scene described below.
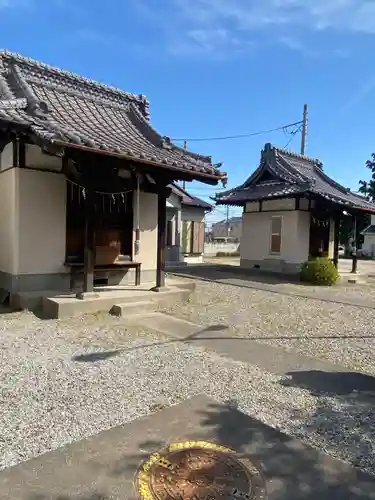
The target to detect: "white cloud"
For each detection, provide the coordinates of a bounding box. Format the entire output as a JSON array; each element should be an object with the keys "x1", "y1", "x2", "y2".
[
  {"x1": 168, "y1": 0, "x2": 375, "y2": 34},
  {"x1": 134, "y1": 0, "x2": 375, "y2": 58}
]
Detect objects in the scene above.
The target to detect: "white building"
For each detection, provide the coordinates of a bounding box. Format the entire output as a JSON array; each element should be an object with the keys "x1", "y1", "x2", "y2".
[
  {"x1": 215, "y1": 143, "x2": 375, "y2": 273},
  {"x1": 0, "y1": 51, "x2": 225, "y2": 308},
  {"x1": 165, "y1": 184, "x2": 212, "y2": 265},
  {"x1": 362, "y1": 214, "x2": 375, "y2": 256},
  {"x1": 211, "y1": 216, "x2": 242, "y2": 241}
]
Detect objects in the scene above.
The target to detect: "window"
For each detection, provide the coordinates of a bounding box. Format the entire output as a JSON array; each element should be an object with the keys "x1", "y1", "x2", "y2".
[{"x1": 270, "y1": 216, "x2": 282, "y2": 253}]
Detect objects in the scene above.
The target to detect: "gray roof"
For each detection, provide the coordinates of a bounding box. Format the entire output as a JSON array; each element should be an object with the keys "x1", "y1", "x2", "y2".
[
  {"x1": 213, "y1": 216, "x2": 242, "y2": 226},
  {"x1": 0, "y1": 51, "x2": 224, "y2": 183},
  {"x1": 215, "y1": 143, "x2": 375, "y2": 212},
  {"x1": 363, "y1": 225, "x2": 375, "y2": 234},
  {"x1": 170, "y1": 183, "x2": 212, "y2": 210}
]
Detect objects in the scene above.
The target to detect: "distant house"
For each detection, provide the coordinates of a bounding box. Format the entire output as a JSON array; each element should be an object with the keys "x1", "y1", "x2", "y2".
[
  {"x1": 362, "y1": 214, "x2": 375, "y2": 256},
  {"x1": 211, "y1": 216, "x2": 242, "y2": 241},
  {"x1": 165, "y1": 184, "x2": 212, "y2": 265}
]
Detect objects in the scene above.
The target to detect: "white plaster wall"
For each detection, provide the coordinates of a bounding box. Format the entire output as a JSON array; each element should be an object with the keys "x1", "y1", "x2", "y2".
[
  {"x1": 17, "y1": 169, "x2": 67, "y2": 275},
  {"x1": 25, "y1": 144, "x2": 62, "y2": 172},
  {"x1": 166, "y1": 209, "x2": 176, "y2": 245},
  {"x1": 134, "y1": 191, "x2": 158, "y2": 270},
  {"x1": 181, "y1": 206, "x2": 205, "y2": 223},
  {"x1": 0, "y1": 168, "x2": 18, "y2": 274},
  {"x1": 241, "y1": 210, "x2": 310, "y2": 263},
  {"x1": 166, "y1": 192, "x2": 181, "y2": 210},
  {"x1": 0, "y1": 143, "x2": 13, "y2": 171},
  {"x1": 363, "y1": 234, "x2": 375, "y2": 255},
  {"x1": 297, "y1": 211, "x2": 311, "y2": 262}
]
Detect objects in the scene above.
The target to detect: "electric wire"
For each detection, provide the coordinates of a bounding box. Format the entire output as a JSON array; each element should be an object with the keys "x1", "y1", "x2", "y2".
[{"x1": 171, "y1": 120, "x2": 303, "y2": 143}]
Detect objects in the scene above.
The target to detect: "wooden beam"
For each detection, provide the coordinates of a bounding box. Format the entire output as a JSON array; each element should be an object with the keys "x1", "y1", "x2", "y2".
[
  {"x1": 154, "y1": 190, "x2": 168, "y2": 290},
  {"x1": 82, "y1": 187, "x2": 96, "y2": 294}
]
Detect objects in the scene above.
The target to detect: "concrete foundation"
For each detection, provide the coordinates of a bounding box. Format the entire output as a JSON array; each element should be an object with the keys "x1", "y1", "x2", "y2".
[{"x1": 11, "y1": 279, "x2": 195, "y2": 318}]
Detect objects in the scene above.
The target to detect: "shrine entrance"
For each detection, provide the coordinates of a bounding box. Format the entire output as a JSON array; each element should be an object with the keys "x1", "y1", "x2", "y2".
[
  {"x1": 65, "y1": 180, "x2": 134, "y2": 268},
  {"x1": 309, "y1": 210, "x2": 331, "y2": 258}
]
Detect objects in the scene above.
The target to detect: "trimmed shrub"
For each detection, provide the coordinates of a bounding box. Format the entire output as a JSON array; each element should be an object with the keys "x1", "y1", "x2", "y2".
[
  {"x1": 216, "y1": 251, "x2": 240, "y2": 257},
  {"x1": 300, "y1": 257, "x2": 339, "y2": 286}
]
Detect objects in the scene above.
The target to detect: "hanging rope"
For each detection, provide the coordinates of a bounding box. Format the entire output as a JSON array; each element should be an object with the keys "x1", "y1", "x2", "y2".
[{"x1": 66, "y1": 177, "x2": 133, "y2": 196}]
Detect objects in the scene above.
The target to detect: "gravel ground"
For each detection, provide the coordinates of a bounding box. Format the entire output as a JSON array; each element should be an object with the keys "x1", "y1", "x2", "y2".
[
  {"x1": 166, "y1": 277, "x2": 375, "y2": 373},
  {"x1": 1, "y1": 308, "x2": 375, "y2": 477}
]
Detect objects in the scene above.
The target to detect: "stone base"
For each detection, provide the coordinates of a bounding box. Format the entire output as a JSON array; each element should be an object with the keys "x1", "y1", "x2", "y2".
[
  {"x1": 240, "y1": 258, "x2": 303, "y2": 274},
  {"x1": 75, "y1": 291, "x2": 100, "y2": 300},
  {"x1": 0, "y1": 268, "x2": 157, "y2": 295},
  {"x1": 150, "y1": 285, "x2": 170, "y2": 293}
]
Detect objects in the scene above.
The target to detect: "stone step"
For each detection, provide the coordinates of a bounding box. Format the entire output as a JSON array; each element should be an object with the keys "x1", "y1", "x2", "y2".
[
  {"x1": 42, "y1": 286, "x2": 193, "y2": 319},
  {"x1": 109, "y1": 300, "x2": 155, "y2": 317}
]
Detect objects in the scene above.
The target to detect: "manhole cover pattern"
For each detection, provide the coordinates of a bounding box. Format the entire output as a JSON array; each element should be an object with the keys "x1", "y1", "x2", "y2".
[{"x1": 135, "y1": 440, "x2": 267, "y2": 500}]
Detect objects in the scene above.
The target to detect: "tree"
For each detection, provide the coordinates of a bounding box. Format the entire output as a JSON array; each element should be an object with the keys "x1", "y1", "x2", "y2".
[{"x1": 359, "y1": 153, "x2": 375, "y2": 200}]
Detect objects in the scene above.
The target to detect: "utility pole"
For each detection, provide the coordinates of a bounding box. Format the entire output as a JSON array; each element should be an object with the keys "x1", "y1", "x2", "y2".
[
  {"x1": 182, "y1": 140, "x2": 187, "y2": 191},
  {"x1": 301, "y1": 104, "x2": 308, "y2": 155},
  {"x1": 226, "y1": 205, "x2": 230, "y2": 237}
]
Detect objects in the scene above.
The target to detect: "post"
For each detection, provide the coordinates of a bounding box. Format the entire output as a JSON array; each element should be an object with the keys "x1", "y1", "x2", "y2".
[
  {"x1": 301, "y1": 104, "x2": 308, "y2": 155},
  {"x1": 226, "y1": 205, "x2": 230, "y2": 237},
  {"x1": 79, "y1": 187, "x2": 96, "y2": 297},
  {"x1": 333, "y1": 213, "x2": 340, "y2": 268},
  {"x1": 182, "y1": 141, "x2": 187, "y2": 191},
  {"x1": 351, "y1": 214, "x2": 358, "y2": 274},
  {"x1": 153, "y1": 190, "x2": 168, "y2": 291}
]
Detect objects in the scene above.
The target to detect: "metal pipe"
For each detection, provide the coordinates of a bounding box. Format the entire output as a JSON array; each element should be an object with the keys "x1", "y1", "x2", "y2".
[{"x1": 351, "y1": 215, "x2": 357, "y2": 273}]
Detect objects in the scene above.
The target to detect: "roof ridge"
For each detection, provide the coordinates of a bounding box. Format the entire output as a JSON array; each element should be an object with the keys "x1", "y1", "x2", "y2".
[
  {"x1": 273, "y1": 144, "x2": 322, "y2": 165},
  {"x1": 128, "y1": 101, "x2": 213, "y2": 165},
  {"x1": 0, "y1": 49, "x2": 149, "y2": 110}
]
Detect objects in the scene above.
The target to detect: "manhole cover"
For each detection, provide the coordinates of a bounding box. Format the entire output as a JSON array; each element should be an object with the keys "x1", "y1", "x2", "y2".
[{"x1": 135, "y1": 440, "x2": 267, "y2": 500}]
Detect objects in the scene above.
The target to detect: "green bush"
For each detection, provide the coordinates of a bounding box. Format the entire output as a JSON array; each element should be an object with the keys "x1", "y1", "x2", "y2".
[
  {"x1": 300, "y1": 257, "x2": 339, "y2": 286},
  {"x1": 216, "y1": 251, "x2": 240, "y2": 257}
]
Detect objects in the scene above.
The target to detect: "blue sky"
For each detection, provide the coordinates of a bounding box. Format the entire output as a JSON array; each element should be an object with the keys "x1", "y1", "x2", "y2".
[{"x1": 1, "y1": 0, "x2": 375, "y2": 223}]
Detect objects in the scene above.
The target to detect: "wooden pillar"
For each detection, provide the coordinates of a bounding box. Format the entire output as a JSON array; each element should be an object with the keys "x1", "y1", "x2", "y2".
[
  {"x1": 333, "y1": 213, "x2": 340, "y2": 268},
  {"x1": 154, "y1": 190, "x2": 167, "y2": 290},
  {"x1": 82, "y1": 188, "x2": 96, "y2": 294}
]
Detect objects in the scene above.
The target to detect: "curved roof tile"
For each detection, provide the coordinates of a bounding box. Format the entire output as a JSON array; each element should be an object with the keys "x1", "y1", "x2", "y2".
[
  {"x1": 216, "y1": 143, "x2": 375, "y2": 212},
  {"x1": 0, "y1": 50, "x2": 224, "y2": 182}
]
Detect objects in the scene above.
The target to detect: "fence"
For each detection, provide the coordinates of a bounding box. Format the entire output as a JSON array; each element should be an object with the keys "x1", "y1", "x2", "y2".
[{"x1": 203, "y1": 242, "x2": 240, "y2": 256}]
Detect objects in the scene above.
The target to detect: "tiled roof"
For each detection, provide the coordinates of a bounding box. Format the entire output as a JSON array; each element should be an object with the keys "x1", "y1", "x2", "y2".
[
  {"x1": 170, "y1": 183, "x2": 212, "y2": 210},
  {"x1": 0, "y1": 51, "x2": 224, "y2": 183},
  {"x1": 215, "y1": 143, "x2": 375, "y2": 212},
  {"x1": 213, "y1": 216, "x2": 242, "y2": 226}
]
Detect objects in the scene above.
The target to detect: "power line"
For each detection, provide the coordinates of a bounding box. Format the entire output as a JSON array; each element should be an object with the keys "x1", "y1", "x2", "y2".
[
  {"x1": 283, "y1": 124, "x2": 302, "y2": 149},
  {"x1": 171, "y1": 120, "x2": 303, "y2": 143}
]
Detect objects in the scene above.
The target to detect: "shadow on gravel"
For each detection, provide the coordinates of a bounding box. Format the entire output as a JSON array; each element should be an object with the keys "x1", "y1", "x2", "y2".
[
  {"x1": 72, "y1": 350, "x2": 122, "y2": 363},
  {"x1": 71, "y1": 324, "x2": 230, "y2": 363},
  {"x1": 198, "y1": 402, "x2": 375, "y2": 499},
  {"x1": 281, "y1": 370, "x2": 375, "y2": 396}
]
